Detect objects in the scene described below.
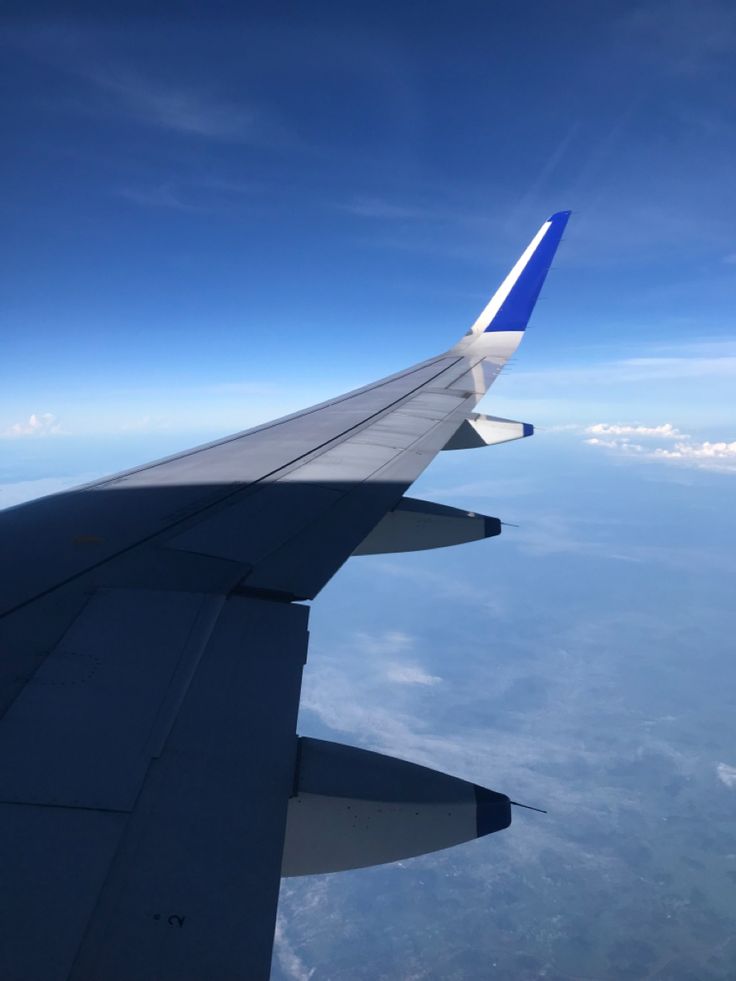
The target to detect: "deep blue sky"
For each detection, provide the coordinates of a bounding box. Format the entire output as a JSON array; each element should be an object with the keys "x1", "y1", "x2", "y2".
[{"x1": 2, "y1": 1, "x2": 736, "y2": 440}]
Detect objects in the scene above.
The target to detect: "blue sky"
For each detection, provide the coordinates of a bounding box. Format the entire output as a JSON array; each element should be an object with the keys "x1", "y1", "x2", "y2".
[{"x1": 2, "y1": 1, "x2": 736, "y2": 451}]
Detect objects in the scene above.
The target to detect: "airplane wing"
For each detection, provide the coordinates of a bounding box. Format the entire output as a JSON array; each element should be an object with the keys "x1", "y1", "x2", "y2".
[{"x1": 0, "y1": 211, "x2": 569, "y2": 980}]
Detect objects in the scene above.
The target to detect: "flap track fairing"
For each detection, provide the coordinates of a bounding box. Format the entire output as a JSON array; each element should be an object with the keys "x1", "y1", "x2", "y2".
[
  {"x1": 443, "y1": 413, "x2": 533, "y2": 450},
  {"x1": 282, "y1": 738, "x2": 510, "y2": 876},
  {"x1": 353, "y1": 496, "x2": 500, "y2": 556}
]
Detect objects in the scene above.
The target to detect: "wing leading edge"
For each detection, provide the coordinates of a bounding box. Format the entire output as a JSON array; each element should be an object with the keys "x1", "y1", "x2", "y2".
[{"x1": 0, "y1": 212, "x2": 569, "y2": 979}]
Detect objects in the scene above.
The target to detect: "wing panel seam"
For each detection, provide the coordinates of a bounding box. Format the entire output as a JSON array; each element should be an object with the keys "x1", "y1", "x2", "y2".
[{"x1": 0, "y1": 355, "x2": 464, "y2": 620}]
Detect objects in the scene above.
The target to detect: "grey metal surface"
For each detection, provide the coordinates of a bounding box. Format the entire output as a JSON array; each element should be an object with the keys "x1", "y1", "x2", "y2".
[
  {"x1": 0, "y1": 589, "x2": 223, "y2": 810},
  {"x1": 0, "y1": 592, "x2": 308, "y2": 981},
  {"x1": 168, "y1": 483, "x2": 345, "y2": 567},
  {"x1": 443, "y1": 412, "x2": 533, "y2": 450},
  {"x1": 69, "y1": 596, "x2": 307, "y2": 981},
  {"x1": 0, "y1": 355, "x2": 459, "y2": 618},
  {"x1": 353, "y1": 496, "x2": 501, "y2": 555},
  {"x1": 0, "y1": 805, "x2": 126, "y2": 981},
  {"x1": 282, "y1": 738, "x2": 511, "y2": 876}
]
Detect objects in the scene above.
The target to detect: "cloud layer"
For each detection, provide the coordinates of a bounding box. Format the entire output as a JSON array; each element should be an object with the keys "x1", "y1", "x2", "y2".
[
  {"x1": 586, "y1": 422, "x2": 686, "y2": 439},
  {"x1": 1, "y1": 413, "x2": 63, "y2": 438},
  {"x1": 584, "y1": 421, "x2": 736, "y2": 473}
]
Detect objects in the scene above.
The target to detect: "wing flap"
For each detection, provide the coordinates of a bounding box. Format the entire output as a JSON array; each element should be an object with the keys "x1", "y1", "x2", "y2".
[
  {"x1": 69, "y1": 596, "x2": 307, "y2": 981},
  {"x1": 0, "y1": 589, "x2": 222, "y2": 810},
  {"x1": 0, "y1": 804, "x2": 126, "y2": 981},
  {"x1": 0, "y1": 592, "x2": 308, "y2": 981}
]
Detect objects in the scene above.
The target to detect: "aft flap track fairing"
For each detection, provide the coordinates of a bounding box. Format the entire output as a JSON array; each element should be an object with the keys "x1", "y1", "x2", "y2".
[
  {"x1": 282, "y1": 737, "x2": 511, "y2": 876},
  {"x1": 352, "y1": 496, "x2": 501, "y2": 556},
  {"x1": 443, "y1": 413, "x2": 534, "y2": 450}
]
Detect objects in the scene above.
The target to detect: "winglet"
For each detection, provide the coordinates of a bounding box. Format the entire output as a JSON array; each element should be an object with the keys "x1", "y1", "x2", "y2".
[{"x1": 469, "y1": 211, "x2": 570, "y2": 336}]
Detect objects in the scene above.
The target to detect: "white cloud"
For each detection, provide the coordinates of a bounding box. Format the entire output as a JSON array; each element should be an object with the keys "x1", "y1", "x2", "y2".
[
  {"x1": 653, "y1": 439, "x2": 736, "y2": 461},
  {"x1": 584, "y1": 437, "x2": 646, "y2": 453},
  {"x1": 324, "y1": 631, "x2": 441, "y2": 691},
  {"x1": 273, "y1": 917, "x2": 315, "y2": 981},
  {"x1": 585, "y1": 422, "x2": 686, "y2": 439},
  {"x1": 717, "y1": 763, "x2": 736, "y2": 789},
  {"x1": 652, "y1": 440, "x2": 736, "y2": 472},
  {"x1": 1, "y1": 412, "x2": 63, "y2": 438},
  {"x1": 299, "y1": 628, "x2": 451, "y2": 768},
  {"x1": 385, "y1": 664, "x2": 441, "y2": 686},
  {"x1": 585, "y1": 421, "x2": 736, "y2": 474}
]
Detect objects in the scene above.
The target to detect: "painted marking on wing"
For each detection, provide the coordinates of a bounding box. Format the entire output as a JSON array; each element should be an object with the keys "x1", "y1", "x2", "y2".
[{"x1": 469, "y1": 221, "x2": 552, "y2": 335}]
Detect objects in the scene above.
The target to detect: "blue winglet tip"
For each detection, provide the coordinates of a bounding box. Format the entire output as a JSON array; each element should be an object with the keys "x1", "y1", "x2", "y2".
[
  {"x1": 547, "y1": 211, "x2": 572, "y2": 232},
  {"x1": 483, "y1": 210, "x2": 571, "y2": 334}
]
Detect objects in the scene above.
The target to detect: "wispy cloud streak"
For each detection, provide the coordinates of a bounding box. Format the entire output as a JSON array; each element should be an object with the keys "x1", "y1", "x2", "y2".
[{"x1": 8, "y1": 27, "x2": 288, "y2": 145}]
